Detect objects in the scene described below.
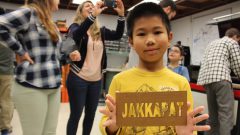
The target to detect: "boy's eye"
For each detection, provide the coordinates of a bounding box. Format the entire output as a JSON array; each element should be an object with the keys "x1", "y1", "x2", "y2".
[
  {"x1": 154, "y1": 31, "x2": 162, "y2": 35},
  {"x1": 136, "y1": 32, "x2": 146, "y2": 36}
]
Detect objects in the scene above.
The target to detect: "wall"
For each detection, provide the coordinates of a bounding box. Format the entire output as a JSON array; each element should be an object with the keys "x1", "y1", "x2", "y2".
[
  {"x1": 171, "y1": 0, "x2": 240, "y2": 65},
  {"x1": 0, "y1": 1, "x2": 119, "y2": 28}
]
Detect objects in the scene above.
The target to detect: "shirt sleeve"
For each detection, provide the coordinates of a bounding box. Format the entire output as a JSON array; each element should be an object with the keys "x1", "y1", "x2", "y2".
[
  {"x1": 229, "y1": 42, "x2": 240, "y2": 78},
  {"x1": 182, "y1": 66, "x2": 190, "y2": 82},
  {"x1": 103, "y1": 16, "x2": 125, "y2": 41},
  {"x1": 71, "y1": 14, "x2": 95, "y2": 42},
  {"x1": 0, "y1": 8, "x2": 32, "y2": 55}
]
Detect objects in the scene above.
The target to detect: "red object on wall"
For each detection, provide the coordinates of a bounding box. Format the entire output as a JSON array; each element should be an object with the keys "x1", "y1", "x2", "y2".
[
  {"x1": 190, "y1": 83, "x2": 240, "y2": 100},
  {"x1": 61, "y1": 65, "x2": 70, "y2": 102}
]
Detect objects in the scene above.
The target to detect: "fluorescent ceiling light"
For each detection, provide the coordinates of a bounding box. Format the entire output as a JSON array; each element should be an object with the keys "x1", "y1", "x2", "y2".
[
  {"x1": 213, "y1": 12, "x2": 240, "y2": 20},
  {"x1": 127, "y1": 0, "x2": 178, "y2": 11},
  {"x1": 127, "y1": 0, "x2": 160, "y2": 11},
  {"x1": 72, "y1": 0, "x2": 98, "y2": 5}
]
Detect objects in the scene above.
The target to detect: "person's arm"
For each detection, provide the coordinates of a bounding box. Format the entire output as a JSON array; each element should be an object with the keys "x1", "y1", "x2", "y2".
[
  {"x1": 102, "y1": 17, "x2": 125, "y2": 41},
  {"x1": 103, "y1": 0, "x2": 125, "y2": 41},
  {"x1": 0, "y1": 8, "x2": 32, "y2": 56},
  {"x1": 70, "y1": 16, "x2": 95, "y2": 42},
  {"x1": 72, "y1": 1, "x2": 107, "y2": 42},
  {"x1": 229, "y1": 41, "x2": 240, "y2": 78}
]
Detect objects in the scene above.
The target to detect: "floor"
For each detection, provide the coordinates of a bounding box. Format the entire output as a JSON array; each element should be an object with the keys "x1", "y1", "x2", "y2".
[{"x1": 11, "y1": 103, "x2": 104, "y2": 135}]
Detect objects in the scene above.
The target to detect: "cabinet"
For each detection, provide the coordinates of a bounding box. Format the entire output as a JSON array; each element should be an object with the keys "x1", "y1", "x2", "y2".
[
  {"x1": 102, "y1": 34, "x2": 130, "y2": 99},
  {"x1": 105, "y1": 34, "x2": 130, "y2": 68}
]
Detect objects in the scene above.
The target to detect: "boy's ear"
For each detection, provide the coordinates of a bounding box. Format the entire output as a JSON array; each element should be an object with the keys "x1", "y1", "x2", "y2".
[
  {"x1": 168, "y1": 32, "x2": 173, "y2": 48},
  {"x1": 128, "y1": 37, "x2": 134, "y2": 47}
]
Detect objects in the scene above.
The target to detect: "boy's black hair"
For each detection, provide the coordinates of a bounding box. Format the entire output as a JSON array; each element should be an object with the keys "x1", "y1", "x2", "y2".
[
  {"x1": 159, "y1": 0, "x2": 177, "y2": 12},
  {"x1": 127, "y1": 2, "x2": 171, "y2": 38}
]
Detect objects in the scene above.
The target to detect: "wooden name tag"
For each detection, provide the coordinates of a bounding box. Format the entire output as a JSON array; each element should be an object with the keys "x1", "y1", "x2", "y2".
[{"x1": 116, "y1": 91, "x2": 187, "y2": 126}]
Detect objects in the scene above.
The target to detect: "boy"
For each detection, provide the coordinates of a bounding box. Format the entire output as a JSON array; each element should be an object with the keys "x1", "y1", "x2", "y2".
[
  {"x1": 99, "y1": 2, "x2": 210, "y2": 135},
  {"x1": 127, "y1": 0, "x2": 177, "y2": 69}
]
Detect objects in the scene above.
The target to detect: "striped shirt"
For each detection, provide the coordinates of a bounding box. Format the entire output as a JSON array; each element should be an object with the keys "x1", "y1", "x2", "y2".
[{"x1": 0, "y1": 8, "x2": 62, "y2": 88}]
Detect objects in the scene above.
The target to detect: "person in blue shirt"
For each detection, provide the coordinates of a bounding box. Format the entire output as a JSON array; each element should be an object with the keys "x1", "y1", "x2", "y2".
[{"x1": 168, "y1": 44, "x2": 190, "y2": 81}]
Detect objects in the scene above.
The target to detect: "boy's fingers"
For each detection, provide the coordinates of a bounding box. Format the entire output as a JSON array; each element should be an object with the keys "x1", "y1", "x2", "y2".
[
  {"x1": 99, "y1": 107, "x2": 107, "y2": 114},
  {"x1": 193, "y1": 125, "x2": 211, "y2": 131},
  {"x1": 99, "y1": 107, "x2": 111, "y2": 117},
  {"x1": 193, "y1": 114, "x2": 209, "y2": 125},
  {"x1": 106, "y1": 99, "x2": 116, "y2": 113},
  {"x1": 187, "y1": 102, "x2": 191, "y2": 110},
  {"x1": 102, "y1": 120, "x2": 114, "y2": 127},
  {"x1": 106, "y1": 94, "x2": 116, "y2": 105},
  {"x1": 189, "y1": 106, "x2": 204, "y2": 118}
]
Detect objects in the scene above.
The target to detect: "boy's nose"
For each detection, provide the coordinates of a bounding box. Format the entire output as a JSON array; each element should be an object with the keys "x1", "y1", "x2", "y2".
[
  {"x1": 146, "y1": 37, "x2": 155, "y2": 46},
  {"x1": 146, "y1": 40, "x2": 154, "y2": 45}
]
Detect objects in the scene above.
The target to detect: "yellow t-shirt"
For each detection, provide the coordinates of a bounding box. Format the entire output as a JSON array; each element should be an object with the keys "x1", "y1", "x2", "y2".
[{"x1": 99, "y1": 67, "x2": 194, "y2": 135}]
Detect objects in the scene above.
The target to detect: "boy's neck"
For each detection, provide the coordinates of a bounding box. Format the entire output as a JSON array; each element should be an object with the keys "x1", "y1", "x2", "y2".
[
  {"x1": 138, "y1": 60, "x2": 165, "y2": 72},
  {"x1": 169, "y1": 61, "x2": 179, "y2": 68}
]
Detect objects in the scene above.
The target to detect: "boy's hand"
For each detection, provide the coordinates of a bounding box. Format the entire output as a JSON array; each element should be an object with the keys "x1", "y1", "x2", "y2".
[
  {"x1": 175, "y1": 102, "x2": 210, "y2": 135},
  {"x1": 114, "y1": 0, "x2": 124, "y2": 16},
  {"x1": 99, "y1": 94, "x2": 119, "y2": 134}
]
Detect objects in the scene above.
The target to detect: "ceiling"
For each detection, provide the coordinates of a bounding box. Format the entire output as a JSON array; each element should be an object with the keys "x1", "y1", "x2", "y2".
[{"x1": 0, "y1": 0, "x2": 239, "y2": 20}]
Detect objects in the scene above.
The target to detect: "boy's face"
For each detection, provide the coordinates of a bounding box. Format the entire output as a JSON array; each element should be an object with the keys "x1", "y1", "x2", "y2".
[
  {"x1": 129, "y1": 16, "x2": 172, "y2": 64},
  {"x1": 168, "y1": 46, "x2": 183, "y2": 62}
]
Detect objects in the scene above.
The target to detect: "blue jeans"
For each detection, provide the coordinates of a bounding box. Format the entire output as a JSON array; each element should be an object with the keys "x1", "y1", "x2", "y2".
[{"x1": 66, "y1": 71, "x2": 101, "y2": 135}]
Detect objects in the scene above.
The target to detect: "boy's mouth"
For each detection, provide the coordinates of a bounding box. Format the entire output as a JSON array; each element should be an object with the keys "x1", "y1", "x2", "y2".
[{"x1": 144, "y1": 48, "x2": 160, "y2": 55}]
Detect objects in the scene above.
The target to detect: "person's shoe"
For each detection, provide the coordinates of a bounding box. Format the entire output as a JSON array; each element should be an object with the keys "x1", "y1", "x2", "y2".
[{"x1": 1, "y1": 129, "x2": 10, "y2": 135}]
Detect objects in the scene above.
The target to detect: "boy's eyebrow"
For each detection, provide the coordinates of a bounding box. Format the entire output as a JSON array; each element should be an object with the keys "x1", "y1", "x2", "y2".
[
  {"x1": 153, "y1": 26, "x2": 164, "y2": 30},
  {"x1": 135, "y1": 26, "x2": 164, "y2": 31}
]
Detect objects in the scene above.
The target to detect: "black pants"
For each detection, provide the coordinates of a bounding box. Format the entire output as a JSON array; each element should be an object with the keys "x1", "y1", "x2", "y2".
[{"x1": 66, "y1": 72, "x2": 101, "y2": 135}]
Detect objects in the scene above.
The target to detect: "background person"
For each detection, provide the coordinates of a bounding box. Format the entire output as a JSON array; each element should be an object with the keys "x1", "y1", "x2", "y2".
[
  {"x1": 0, "y1": 0, "x2": 62, "y2": 134},
  {"x1": 65, "y1": 0, "x2": 125, "y2": 135}
]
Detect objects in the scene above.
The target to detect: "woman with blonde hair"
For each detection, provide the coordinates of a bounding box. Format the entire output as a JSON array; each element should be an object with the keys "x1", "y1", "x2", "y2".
[
  {"x1": 0, "y1": 0, "x2": 61, "y2": 135},
  {"x1": 65, "y1": 0, "x2": 125, "y2": 135}
]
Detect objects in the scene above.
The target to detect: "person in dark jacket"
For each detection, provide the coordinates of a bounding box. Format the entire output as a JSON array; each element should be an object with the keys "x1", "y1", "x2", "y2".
[{"x1": 65, "y1": 0, "x2": 125, "y2": 135}]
